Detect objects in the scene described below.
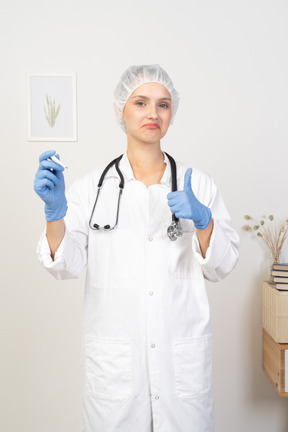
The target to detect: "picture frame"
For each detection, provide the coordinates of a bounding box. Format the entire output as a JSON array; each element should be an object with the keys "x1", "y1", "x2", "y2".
[{"x1": 26, "y1": 73, "x2": 77, "y2": 142}]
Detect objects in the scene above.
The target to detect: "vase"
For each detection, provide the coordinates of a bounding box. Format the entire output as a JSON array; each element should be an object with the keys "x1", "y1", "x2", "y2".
[
  {"x1": 270, "y1": 251, "x2": 280, "y2": 282},
  {"x1": 272, "y1": 250, "x2": 280, "y2": 265}
]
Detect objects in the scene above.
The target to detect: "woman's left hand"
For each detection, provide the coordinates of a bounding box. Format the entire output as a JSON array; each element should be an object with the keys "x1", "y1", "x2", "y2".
[{"x1": 167, "y1": 168, "x2": 212, "y2": 229}]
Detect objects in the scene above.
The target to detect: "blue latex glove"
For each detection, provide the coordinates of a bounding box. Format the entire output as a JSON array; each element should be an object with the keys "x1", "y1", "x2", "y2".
[
  {"x1": 167, "y1": 168, "x2": 212, "y2": 229},
  {"x1": 34, "y1": 150, "x2": 67, "y2": 221}
]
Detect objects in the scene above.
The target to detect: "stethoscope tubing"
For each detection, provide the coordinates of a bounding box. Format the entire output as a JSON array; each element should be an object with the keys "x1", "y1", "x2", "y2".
[
  {"x1": 89, "y1": 155, "x2": 124, "y2": 231},
  {"x1": 88, "y1": 152, "x2": 181, "y2": 239}
]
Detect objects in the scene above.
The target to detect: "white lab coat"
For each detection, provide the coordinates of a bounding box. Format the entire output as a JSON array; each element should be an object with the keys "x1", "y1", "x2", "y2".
[{"x1": 37, "y1": 153, "x2": 239, "y2": 432}]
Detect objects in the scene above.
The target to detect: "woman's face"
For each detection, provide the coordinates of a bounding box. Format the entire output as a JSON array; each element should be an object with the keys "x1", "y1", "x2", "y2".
[{"x1": 122, "y1": 82, "x2": 172, "y2": 143}]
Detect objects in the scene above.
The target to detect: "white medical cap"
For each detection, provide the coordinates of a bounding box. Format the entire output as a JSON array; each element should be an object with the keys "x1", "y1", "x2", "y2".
[{"x1": 113, "y1": 64, "x2": 179, "y2": 132}]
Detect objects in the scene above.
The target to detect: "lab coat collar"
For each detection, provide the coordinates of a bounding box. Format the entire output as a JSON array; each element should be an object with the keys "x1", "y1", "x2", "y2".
[{"x1": 119, "y1": 151, "x2": 171, "y2": 187}]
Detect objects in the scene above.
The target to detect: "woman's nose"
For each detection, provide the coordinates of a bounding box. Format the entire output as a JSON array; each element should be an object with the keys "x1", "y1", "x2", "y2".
[{"x1": 147, "y1": 105, "x2": 158, "y2": 119}]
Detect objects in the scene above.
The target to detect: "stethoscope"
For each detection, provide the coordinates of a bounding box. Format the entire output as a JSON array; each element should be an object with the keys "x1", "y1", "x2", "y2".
[{"x1": 88, "y1": 152, "x2": 183, "y2": 241}]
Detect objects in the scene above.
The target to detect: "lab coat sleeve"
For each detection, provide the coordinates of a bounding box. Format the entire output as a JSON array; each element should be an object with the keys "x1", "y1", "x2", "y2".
[
  {"x1": 36, "y1": 176, "x2": 91, "y2": 280},
  {"x1": 191, "y1": 170, "x2": 239, "y2": 282}
]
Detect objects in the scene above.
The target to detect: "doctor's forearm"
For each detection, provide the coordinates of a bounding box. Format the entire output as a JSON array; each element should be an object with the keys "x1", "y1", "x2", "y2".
[
  {"x1": 46, "y1": 220, "x2": 65, "y2": 260},
  {"x1": 196, "y1": 219, "x2": 213, "y2": 258}
]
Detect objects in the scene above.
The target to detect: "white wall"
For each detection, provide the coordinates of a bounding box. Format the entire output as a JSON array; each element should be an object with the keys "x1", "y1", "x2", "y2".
[{"x1": 1, "y1": 0, "x2": 288, "y2": 431}]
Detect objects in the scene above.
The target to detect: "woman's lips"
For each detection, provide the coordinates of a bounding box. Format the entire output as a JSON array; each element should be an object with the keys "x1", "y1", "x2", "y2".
[{"x1": 142, "y1": 123, "x2": 160, "y2": 129}]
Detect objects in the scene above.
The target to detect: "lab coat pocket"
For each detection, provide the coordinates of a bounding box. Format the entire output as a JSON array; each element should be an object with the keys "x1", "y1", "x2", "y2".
[
  {"x1": 173, "y1": 334, "x2": 212, "y2": 398},
  {"x1": 85, "y1": 336, "x2": 132, "y2": 402},
  {"x1": 173, "y1": 233, "x2": 202, "y2": 279}
]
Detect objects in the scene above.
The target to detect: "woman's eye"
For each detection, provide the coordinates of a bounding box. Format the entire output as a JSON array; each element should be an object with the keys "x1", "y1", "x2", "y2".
[
  {"x1": 136, "y1": 101, "x2": 145, "y2": 106},
  {"x1": 159, "y1": 103, "x2": 169, "y2": 108}
]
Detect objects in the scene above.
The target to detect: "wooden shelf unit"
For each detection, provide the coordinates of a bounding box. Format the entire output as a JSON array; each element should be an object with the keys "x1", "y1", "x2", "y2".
[
  {"x1": 262, "y1": 281, "x2": 288, "y2": 343},
  {"x1": 262, "y1": 329, "x2": 288, "y2": 397}
]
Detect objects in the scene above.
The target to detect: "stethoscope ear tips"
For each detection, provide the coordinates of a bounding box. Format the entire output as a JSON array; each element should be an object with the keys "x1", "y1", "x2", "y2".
[{"x1": 92, "y1": 223, "x2": 111, "y2": 231}]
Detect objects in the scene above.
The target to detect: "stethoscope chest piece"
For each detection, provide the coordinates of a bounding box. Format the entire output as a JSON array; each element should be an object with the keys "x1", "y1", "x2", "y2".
[{"x1": 167, "y1": 221, "x2": 183, "y2": 241}]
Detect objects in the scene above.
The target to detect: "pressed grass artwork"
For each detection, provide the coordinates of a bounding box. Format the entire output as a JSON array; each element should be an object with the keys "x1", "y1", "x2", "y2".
[{"x1": 44, "y1": 93, "x2": 61, "y2": 128}]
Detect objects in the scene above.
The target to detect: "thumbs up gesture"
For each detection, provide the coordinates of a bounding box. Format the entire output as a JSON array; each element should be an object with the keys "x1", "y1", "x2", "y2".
[{"x1": 167, "y1": 168, "x2": 212, "y2": 229}]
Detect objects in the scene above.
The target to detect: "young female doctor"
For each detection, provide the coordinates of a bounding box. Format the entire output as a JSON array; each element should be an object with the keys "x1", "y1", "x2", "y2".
[{"x1": 34, "y1": 65, "x2": 239, "y2": 432}]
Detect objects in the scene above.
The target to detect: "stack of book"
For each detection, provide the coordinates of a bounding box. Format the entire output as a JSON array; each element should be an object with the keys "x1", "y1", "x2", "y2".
[{"x1": 271, "y1": 263, "x2": 288, "y2": 290}]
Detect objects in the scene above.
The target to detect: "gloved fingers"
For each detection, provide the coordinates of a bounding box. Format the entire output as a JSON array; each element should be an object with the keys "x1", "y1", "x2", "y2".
[
  {"x1": 168, "y1": 203, "x2": 183, "y2": 214},
  {"x1": 184, "y1": 168, "x2": 193, "y2": 192},
  {"x1": 39, "y1": 151, "x2": 65, "y2": 174},
  {"x1": 174, "y1": 211, "x2": 185, "y2": 219},
  {"x1": 51, "y1": 153, "x2": 62, "y2": 163},
  {"x1": 34, "y1": 178, "x2": 55, "y2": 191},
  {"x1": 167, "y1": 191, "x2": 174, "y2": 200},
  {"x1": 36, "y1": 169, "x2": 61, "y2": 185},
  {"x1": 168, "y1": 205, "x2": 182, "y2": 219},
  {"x1": 39, "y1": 150, "x2": 56, "y2": 162},
  {"x1": 167, "y1": 197, "x2": 181, "y2": 209},
  {"x1": 50, "y1": 154, "x2": 66, "y2": 178},
  {"x1": 167, "y1": 196, "x2": 175, "y2": 206},
  {"x1": 167, "y1": 194, "x2": 186, "y2": 209},
  {"x1": 39, "y1": 159, "x2": 65, "y2": 172},
  {"x1": 167, "y1": 191, "x2": 181, "y2": 201}
]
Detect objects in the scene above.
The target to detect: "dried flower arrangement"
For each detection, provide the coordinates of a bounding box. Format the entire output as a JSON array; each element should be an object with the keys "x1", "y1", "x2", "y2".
[{"x1": 242, "y1": 215, "x2": 288, "y2": 264}]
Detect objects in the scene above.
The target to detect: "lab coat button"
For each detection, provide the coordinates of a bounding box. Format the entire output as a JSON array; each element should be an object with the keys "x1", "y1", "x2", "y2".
[
  {"x1": 149, "y1": 291, "x2": 154, "y2": 296},
  {"x1": 155, "y1": 395, "x2": 159, "y2": 400},
  {"x1": 151, "y1": 344, "x2": 156, "y2": 348},
  {"x1": 148, "y1": 237, "x2": 153, "y2": 241}
]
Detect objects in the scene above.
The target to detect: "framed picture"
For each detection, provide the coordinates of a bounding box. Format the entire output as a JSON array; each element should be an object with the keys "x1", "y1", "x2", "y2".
[{"x1": 26, "y1": 73, "x2": 77, "y2": 142}]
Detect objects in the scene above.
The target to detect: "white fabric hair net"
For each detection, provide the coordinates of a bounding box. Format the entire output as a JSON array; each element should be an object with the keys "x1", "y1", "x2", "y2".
[{"x1": 113, "y1": 64, "x2": 179, "y2": 132}]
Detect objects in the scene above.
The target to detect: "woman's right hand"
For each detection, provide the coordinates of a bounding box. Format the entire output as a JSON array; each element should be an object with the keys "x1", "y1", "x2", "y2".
[{"x1": 34, "y1": 150, "x2": 68, "y2": 221}]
